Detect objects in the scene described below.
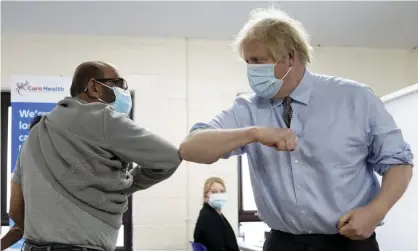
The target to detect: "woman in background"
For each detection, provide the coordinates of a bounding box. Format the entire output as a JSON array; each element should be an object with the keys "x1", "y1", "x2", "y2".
[
  {"x1": 193, "y1": 177, "x2": 239, "y2": 251},
  {"x1": 1, "y1": 115, "x2": 42, "y2": 251}
]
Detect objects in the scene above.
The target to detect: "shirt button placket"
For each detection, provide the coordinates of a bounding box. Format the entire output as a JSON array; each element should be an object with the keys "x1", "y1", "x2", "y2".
[{"x1": 291, "y1": 152, "x2": 307, "y2": 230}]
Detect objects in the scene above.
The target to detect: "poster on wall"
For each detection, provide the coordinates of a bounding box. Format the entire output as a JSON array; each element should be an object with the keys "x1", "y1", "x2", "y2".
[{"x1": 9, "y1": 76, "x2": 71, "y2": 249}]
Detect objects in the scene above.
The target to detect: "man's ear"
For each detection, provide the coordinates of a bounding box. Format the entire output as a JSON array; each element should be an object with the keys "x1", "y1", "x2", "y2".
[
  {"x1": 288, "y1": 49, "x2": 295, "y2": 60},
  {"x1": 288, "y1": 50, "x2": 295, "y2": 66},
  {"x1": 85, "y1": 79, "x2": 99, "y2": 97}
]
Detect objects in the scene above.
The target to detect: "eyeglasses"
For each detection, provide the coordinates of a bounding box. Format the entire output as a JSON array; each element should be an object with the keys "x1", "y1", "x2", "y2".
[{"x1": 95, "y1": 78, "x2": 128, "y2": 90}]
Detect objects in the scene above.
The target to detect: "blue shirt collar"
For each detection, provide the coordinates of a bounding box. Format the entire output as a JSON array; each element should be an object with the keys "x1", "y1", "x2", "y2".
[{"x1": 272, "y1": 69, "x2": 314, "y2": 107}]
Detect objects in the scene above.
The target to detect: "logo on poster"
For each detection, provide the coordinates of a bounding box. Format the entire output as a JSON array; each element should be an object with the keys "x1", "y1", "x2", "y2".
[{"x1": 16, "y1": 81, "x2": 65, "y2": 96}]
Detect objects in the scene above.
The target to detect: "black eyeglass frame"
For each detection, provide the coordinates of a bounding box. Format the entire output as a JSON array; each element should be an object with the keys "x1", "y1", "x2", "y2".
[{"x1": 95, "y1": 78, "x2": 128, "y2": 90}]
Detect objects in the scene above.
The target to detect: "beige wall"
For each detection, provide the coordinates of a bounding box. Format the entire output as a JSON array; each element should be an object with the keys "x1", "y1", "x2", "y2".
[
  {"x1": 406, "y1": 49, "x2": 418, "y2": 85},
  {"x1": 1, "y1": 34, "x2": 417, "y2": 251}
]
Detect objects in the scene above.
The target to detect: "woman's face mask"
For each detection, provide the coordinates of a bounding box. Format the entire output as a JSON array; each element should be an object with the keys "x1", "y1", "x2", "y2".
[{"x1": 208, "y1": 193, "x2": 228, "y2": 210}]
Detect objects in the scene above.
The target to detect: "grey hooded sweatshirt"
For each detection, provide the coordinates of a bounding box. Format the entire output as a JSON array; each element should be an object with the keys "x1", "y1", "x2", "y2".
[{"x1": 12, "y1": 97, "x2": 182, "y2": 251}]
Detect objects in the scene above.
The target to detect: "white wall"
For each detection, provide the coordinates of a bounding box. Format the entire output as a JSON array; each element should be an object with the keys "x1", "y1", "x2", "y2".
[
  {"x1": 1, "y1": 34, "x2": 417, "y2": 251},
  {"x1": 376, "y1": 84, "x2": 418, "y2": 251}
]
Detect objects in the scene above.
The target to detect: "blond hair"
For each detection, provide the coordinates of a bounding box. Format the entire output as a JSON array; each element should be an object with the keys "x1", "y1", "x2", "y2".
[
  {"x1": 203, "y1": 177, "x2": 226, "y2": 199},
  {"x1": 232, "y1": 8, "x2": 313, "y2": 65}
]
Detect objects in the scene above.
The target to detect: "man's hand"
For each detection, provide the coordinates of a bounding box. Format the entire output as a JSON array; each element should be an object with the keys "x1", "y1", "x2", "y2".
[
  {"x1": 254, "y1": 127, "x2": 297, "y2": 151},
  {"x1": 338, "y1": 204, "x2": 387, "y2": 240},
  {"x1": 1, "y1": 224, "x2": 23, "y2": 250}
]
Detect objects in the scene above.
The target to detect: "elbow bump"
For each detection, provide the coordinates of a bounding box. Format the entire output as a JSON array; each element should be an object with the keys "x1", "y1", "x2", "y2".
[
  {"x1": 179, "y1": 134, "x2": 220, "y2": 164},
  {"x1": 179, "y1": 142, "x2": 195, "y2": 162},
  {"x1": 178, "y1": 130, "x2": 201, "y2": 157},
  {"x1": 171, "y1": 151, "x2": 182, "y2": 168},
  {"x1": 178, "y1": 145, "x2": 217, "y2": 164}
]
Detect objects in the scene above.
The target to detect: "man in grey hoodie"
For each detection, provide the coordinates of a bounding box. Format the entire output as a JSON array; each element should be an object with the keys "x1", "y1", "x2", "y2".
[{"x1": 8, "y1": 61, "x2": 182, "y2": 251}]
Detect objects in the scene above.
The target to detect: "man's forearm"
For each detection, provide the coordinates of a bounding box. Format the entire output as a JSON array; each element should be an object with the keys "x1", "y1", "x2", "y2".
[
  {"x1": 370, "y1": 165, "x2": 413, "y2": 212},
  {"x1": 179, "y1": 127, "x2": 258, "y2": 164},
  {"x1": 9, "y1": 206, "x2": 24, "y2": 232}
]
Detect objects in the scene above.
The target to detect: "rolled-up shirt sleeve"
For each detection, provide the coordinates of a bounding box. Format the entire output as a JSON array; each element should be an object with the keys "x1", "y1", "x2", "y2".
[
  {"x1": 366, "y1": 88, "x2": 414, "y2": 175},
  {"x1": 190, "y1": 99, "x2": 245, "y2": 159}
]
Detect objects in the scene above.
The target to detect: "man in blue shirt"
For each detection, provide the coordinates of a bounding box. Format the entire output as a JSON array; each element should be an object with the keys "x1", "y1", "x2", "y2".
[{"x1": 179, "y1": 8, "x2": 413, "y2": 251}]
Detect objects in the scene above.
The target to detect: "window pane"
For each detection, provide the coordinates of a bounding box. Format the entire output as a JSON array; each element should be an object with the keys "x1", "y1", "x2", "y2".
[
  {"x1": 116, "y1": 226, "x2": 124, "y2": 247},
  {"x1": 239, "y1": 222, "x2": 270, "y2": 246},
  {"x1": 1, "y1": 226, "x2": 10, "y2": 236},
  {"x1": 241, "y1": 154, "x2": 257, "y2": 211}
]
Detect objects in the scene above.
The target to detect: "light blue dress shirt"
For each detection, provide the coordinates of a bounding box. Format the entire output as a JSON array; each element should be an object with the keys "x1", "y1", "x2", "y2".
[{"x1": 191, "y1": 69, "x2": 414, "y2": 234}]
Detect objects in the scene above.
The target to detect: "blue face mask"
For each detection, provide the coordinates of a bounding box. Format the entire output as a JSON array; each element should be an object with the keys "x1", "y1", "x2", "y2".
[
  {"x1": 247, "y1": 63, "x2": 291, "y2": 99},
  {"x1": 111, "y1": 87, "x2": 132, "y2": 115},
  {"x1": 208, "y1": 193, "x2": 228, "y2": 210},
  {"x1": 96, "y1": 82, "x2": 132, "y2": 115}
]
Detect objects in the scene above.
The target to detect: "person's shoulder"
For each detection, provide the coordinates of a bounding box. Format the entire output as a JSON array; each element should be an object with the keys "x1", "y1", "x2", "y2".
[
  {"x1": 313, "y1": 73, "x2": 367, "y2": 88},
  {"x1": 198, "y1": 204, "x2": 217, "y2": 218},
  {"x1": 52, "y1": 97, "x2": 126, "y2": 134},
  {"x1": 232, "y1": 92, "x2": 268, "y2": 111},
  {"x1": 198, "y1": 204, "x2": 211, "y2": 214},
  {"x1": 56, "y1": 97, "x2": 110, "y2": 114},
  {"x1": 196, "y1": 205, "x2": 222, "y2": 227},
  {"x1": 101, "y1": 106, "x2": 135, "y2": 132},
  {"x1": 195, "y1": 206, "x2": 209, "y2": 224},
  {"x1": 102, "y1": 105, "x2": 128, "y2": 120},
  {"x1": 235, "y1": 93, "x2": 259, "y2": 105},
  {"x1": 313, "y1": 73, "x2": 374, "y2": 97},
  {"x1": 58, "y1": 97, "x2": 129, "y2": 122}
]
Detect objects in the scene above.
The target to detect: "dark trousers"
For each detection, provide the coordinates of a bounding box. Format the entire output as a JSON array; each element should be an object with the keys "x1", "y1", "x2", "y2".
[
  {"x1": 23, "y1": 240, "x2": 97, "y2": 251},
  {"x1": 263, "y1": 230, "x2": 379, "y2": 251}
]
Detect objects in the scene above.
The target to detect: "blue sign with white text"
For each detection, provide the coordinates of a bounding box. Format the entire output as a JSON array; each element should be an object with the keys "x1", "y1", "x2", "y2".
[
  {"x1": 10, "y1": 102, "x2": 56, "y2": 173},
  {"x1": 10, "y1": 102, "x2": 56, "y2": 249},
  {"x1": 9, "y1": 75, "x2": 70, "y2": 249}
]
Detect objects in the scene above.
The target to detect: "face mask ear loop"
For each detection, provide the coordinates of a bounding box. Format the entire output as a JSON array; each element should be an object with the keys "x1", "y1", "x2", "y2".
[
  {"x1": 282, "y1": 67, "x2": 292, "y2": 81},
  {"x1": 274, "y1": 60, "x2": 279, "y2": 67},
  {"x1": 91, "y1": 80, "x2": 115, "y2": 105},
  {"x1": 272, "y1": 59, "x2": 291, "y2": 81}
]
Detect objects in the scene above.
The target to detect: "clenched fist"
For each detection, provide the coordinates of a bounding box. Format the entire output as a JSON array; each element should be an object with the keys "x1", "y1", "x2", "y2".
[
  {"x1": 253, "y1": 127, "x2": 297, "y2": 151},
  {"x1": 338, "y1": 204, "x2": 387, "y2": 240}
]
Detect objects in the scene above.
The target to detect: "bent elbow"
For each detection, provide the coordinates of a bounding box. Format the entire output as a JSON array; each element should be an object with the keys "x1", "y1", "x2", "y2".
[
  {"x1": 179, "y1": 141, "x2": 217, "y2": 164},
  {"x1": 179, "y1": 141, "x2": 193, "y2": 162},
  {"x1": 8, "y1": 210, "x2": 21, "y2": 225},
  {"x1": 171, "y1": 150, "x2": 182, "y2": 169},
  {"x1": 407, "y1": 164, "x2": 413, "y2": 180}
]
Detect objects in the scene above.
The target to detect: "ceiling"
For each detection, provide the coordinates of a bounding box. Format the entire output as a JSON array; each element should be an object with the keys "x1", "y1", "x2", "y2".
[{"x1": 2, "y1": 1, "x2": 418, "y2": 49}]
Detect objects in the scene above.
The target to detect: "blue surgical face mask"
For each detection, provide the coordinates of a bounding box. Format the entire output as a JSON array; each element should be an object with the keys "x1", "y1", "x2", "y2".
[
  {"x1": 96, "y1": 82, "x2": 132, "y2": 115},
  {"x1": 208, "y1": 193, "x2": 228, "y2": 210},
  {"x1": 111, "y1": 87, "x2": 132, "y2": 115},
  {"x1": 247, "y1": 63, "x2": 291, "y2": 99}
]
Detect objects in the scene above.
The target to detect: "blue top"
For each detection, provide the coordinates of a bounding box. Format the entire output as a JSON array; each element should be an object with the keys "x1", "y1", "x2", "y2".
[{"x1": 191, "y1": 70, "x2": 414, "y2": 234}]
